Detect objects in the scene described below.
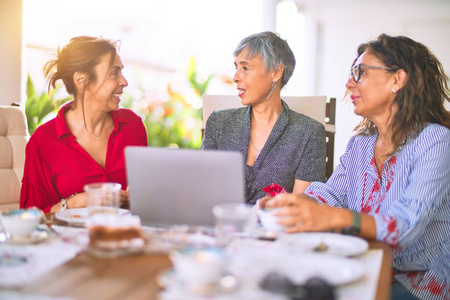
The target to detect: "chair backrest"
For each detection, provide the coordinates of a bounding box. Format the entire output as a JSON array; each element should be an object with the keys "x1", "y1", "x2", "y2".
[
  {"x1": 201, "y1": 94, "x2": 336, "y2": 179},
  {"x1": 0, "y1": 105, "x2": 29, "y2": 210}
]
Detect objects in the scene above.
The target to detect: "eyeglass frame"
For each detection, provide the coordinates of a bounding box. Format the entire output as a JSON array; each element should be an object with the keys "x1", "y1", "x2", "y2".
[{"x1": 350, "y1": 64, "x2": 398, "y2": 83}]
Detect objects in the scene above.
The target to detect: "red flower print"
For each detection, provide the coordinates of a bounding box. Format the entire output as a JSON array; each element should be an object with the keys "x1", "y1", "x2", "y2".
[{"x1": 263, "y1": 183, "x2": 287, "y2": 196}]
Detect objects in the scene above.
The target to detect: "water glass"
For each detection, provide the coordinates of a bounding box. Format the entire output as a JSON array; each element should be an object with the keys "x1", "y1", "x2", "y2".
[
  {"x1": 84, "y1": 182, "x2": 121, "y2": 216},
  {"x1": 212, "y1": 203, "x2": 254, "y2": 246}
]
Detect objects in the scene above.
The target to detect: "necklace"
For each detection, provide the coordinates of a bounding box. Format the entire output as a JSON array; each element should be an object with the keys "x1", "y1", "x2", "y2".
[
  {"x1": 250, "y1": 137, "x2": 263, "y2": 159},
  {"x1": 72, "y1": 112, "x2": 103, "y2": 141}
]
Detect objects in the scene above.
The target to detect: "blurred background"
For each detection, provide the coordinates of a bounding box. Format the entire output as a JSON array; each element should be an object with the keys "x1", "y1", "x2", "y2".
[{"x1": 1, "y1": 0, "x2": 449, "y2": 168}]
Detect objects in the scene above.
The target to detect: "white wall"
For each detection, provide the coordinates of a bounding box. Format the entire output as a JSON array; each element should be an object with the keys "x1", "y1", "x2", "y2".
[
  {"x1": 0, "y1": 0, "x2": 24, "y2": 106},
  {"x1": 294, "y1": 0, "x2": 450, "y2": 169}
]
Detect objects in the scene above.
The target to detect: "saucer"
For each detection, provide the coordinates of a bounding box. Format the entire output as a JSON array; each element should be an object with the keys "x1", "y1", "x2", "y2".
[
  {"x1": 158, "y1": 270, "x2": 238, "y2": 295},
  {"x1": 0, "y1": 229, "x2": 49, "y2": 245}
]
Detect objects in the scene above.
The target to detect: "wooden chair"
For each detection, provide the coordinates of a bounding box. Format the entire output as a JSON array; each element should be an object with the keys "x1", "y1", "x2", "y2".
[
  {"x1": 201, "y1": 95, "x2": 336, "y2": 179},
  {"x1": 0, "y1": 104, "x2": 29, "y2": 210}
]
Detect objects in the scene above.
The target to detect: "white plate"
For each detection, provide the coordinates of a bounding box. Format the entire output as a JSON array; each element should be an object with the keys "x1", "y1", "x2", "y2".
[
  {"x1": 278, "y1": 252, "x2": 364, "y2": 285},
  {"x1": 86, "y1": 245, "x2": 145, "y2": 259},
  {"x1": 55, "y1": 208, "x2": 130, "y2": 226},
  {"x1": 229, "y1": 250, "x2": 365, "y2": 286},
  {"x1": 279, "y1": 232, "x2": 369, "y2": 256}
]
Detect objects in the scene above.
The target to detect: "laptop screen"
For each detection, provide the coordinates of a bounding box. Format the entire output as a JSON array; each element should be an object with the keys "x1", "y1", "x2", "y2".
[{"x1": 125, "y1": 146, "x2": 245, "y2": 227}]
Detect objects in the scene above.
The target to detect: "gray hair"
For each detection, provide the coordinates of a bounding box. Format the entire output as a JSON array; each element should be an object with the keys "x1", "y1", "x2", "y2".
[{"x1": 233, "y1": 31, "x2": 296, "y2": 88}]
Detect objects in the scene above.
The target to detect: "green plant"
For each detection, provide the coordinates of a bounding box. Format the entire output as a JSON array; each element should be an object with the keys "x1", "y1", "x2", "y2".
[
  {"x1": 25, "y1": 74, "x2": 71, "y2": 134},
  {"x1": 122, "y1": 57, "x2": 214, "y2": 149},
  {"x1": 187, "y1": 57, "x2": 212, "y2": 98}
]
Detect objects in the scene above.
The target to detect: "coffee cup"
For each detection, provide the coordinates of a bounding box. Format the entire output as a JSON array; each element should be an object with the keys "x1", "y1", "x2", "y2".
[
  {"x1": 257, "y1": 208, "x2": 284, "y2": 232},
  {"x1": 170, "y1": 247, "x2": 225, "y2": 289},
  {"x1": 0, "y1": 208, "x2": 43, "y2": 240}
]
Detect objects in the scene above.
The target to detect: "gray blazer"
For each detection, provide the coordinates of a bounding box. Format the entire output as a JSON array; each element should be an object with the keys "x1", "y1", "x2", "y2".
[{"x1": 201, "y1": 100, "x2": 326, "y2": 204}]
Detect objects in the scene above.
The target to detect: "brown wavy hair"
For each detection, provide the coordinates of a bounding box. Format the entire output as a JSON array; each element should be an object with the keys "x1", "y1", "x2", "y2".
[
  {"x1": 43, "y1": 36, "x2": 118, "y2": 106},
  {"x1": 353, "y1": 34, "x2": 450, "y2": 152}
]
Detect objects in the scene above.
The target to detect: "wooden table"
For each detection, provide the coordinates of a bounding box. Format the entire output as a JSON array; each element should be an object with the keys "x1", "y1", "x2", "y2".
[
  {"x1": 13, "y1": 217, "x2": 393, "y2": 300},
  {"x1": 368, "y1": 240, "x2": 393, "y2": 300}
]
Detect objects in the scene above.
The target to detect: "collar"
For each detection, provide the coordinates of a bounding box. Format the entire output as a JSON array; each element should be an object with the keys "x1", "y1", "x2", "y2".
[{"x1": 55, "y1": 101, "x2": 128, "y2": 139}]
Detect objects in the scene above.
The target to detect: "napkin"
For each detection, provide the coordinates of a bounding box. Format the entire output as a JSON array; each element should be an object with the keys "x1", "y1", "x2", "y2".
[{"x1": 262, "y1": 183, "x2": 287, "y2": 197}]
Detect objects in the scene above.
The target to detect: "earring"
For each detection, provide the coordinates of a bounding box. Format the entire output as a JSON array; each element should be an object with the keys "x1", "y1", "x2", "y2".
[
  {"x1": 266, "y1": 81, "x2": 277, "y2": 99},
  {"x1": 392, "y1": 88, "x2": 397, "y2": 94},
  {"x1": 271, "y1": 81, "x2": 276, "y2": 91}
]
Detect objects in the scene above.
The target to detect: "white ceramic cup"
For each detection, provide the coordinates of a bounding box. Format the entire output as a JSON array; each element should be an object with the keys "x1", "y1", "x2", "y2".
[
  {"x1": 257, "y1": 208, "x2": 285, "y2": 232},
  {"x1": 84, "y1": 182, "x2": 121, "y2": 216},
  {"x1": 0, "y1": 208, "x2": 43, "y2": 239},
  {"x1": 171, "y1": 247, "x2": 225, "y2": 286}
]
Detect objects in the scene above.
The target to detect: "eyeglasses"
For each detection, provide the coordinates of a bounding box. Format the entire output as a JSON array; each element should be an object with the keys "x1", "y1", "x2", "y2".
[{"x1": 350, "y1": 64, "x2": 398, "y2": 83}]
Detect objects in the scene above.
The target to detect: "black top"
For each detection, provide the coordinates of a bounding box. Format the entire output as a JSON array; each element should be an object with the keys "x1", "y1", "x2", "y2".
[{"x1": 201, "y1": 100, "x2": 326, "y2": 204}]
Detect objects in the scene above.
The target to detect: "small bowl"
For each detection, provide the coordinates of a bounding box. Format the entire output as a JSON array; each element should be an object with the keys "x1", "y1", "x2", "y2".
[
  {"x1": 257, "y1": 208, "x2": 284, "y2": 232},
  {"x1": 0, "y1": 208, "x2": 43, "y2": 239}
]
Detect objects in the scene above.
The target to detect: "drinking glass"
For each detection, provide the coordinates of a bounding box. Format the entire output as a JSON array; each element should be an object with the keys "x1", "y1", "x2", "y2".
[
  {"x1": 84, "y1": 182, "x2": 121, "y2": 216},
  {"x1": 212, "y1": 203, "x2": 254, "y2": 246}
]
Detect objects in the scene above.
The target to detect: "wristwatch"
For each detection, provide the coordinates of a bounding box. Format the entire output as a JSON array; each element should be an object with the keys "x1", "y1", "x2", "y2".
[
  {"x1": 342, "y1": 210, "x2": 361, "y2": 236},
  {"x1": 60, "y1": 193, "x2": 78, "y2": 211},
  {"x1": 60, "y1": 198, "x2": 69, "y2": 211}
]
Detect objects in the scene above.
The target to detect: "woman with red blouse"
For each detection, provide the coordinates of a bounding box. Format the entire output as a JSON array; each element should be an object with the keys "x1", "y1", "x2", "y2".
[{"x1": 20, "y1": 36, "x2": 148, "y2": 213}]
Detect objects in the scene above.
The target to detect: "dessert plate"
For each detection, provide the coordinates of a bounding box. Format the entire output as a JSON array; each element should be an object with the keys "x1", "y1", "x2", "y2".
[
  {"x1": 279, "y1": 232, "x2": 369, "y2": 256},
  {"x1": 282, "y1": 252, "x2": 364, "y2": 285},
  {"x1": 229, "y1": 250, "x2": 365, "y2": 286},
  {"x1": 55, "y1": 208, "x2": 130, "y2": 227}
]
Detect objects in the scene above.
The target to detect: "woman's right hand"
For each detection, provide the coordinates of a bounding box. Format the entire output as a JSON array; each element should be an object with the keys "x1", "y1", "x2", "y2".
[
  {"x1": 257, "y1": 195, "x2": 274, "y2": 209},
  {"x1": 120, "y1": 188, "x2": 130, "y2": 209}
]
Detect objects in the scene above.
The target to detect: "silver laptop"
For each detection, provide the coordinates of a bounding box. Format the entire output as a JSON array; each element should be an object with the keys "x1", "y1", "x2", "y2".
[{"x1": 125, "y1": 146, "x2": 245, "y2": 227}]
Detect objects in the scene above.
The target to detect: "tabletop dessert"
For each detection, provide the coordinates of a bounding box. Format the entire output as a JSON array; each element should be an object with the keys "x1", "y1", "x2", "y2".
[{"x1": 87, "y1": 214, "x2": 144, "y2": 250}]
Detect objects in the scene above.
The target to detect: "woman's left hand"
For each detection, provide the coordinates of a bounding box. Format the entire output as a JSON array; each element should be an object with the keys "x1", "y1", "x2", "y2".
[{"x1": 265, "y1": 193, "x2": 341, "y2": 233}]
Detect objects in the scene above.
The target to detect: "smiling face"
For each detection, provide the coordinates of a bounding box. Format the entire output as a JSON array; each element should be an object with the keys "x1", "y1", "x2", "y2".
[
  {"x1": 345, "y1": 51, "x2": 398, "y2": 122},
  {"x1": 85, "y1": 52, "x2": 128, "y2": 112},
  {"x1": 233, "y1": 48, "x2": 276, "y2": 106}
]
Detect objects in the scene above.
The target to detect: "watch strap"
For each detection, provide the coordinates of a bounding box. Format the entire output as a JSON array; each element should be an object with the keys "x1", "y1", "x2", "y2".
[
  {"x1": 60, "y1": 198, "x2": 68, "y2": 211},
  {"x1": 342, "y1": 210, "x2": 361, "y2": 236}
]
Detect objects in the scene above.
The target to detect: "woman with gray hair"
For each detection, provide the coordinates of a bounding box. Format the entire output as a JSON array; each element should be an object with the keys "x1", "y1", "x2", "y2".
[{"x1": 202, "y1": 31, "x2": 326, "y2": 205}]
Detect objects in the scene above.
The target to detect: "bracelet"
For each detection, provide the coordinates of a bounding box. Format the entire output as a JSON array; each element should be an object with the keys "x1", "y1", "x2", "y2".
[{"x1": 60, "y1": 193, "x2": 78, "y2": 211}]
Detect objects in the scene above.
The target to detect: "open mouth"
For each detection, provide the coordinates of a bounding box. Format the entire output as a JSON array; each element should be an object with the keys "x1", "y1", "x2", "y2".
[
  {"x1": 237, "y1": 89, "x2": 245, "y2": 97},
  {"x1": 113, "y1": 93, "x2": 122, "y2": 101}
]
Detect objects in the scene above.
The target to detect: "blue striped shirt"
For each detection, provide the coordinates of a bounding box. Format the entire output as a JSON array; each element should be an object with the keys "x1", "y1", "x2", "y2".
[{"x1": 306, "y1": 123, "x2": 450, "y2": 300}]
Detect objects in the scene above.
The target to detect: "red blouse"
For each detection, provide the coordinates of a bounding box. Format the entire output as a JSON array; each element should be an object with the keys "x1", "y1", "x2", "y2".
[{"x1": 20, "y1": 103, "x2": 148, "y2": 212}]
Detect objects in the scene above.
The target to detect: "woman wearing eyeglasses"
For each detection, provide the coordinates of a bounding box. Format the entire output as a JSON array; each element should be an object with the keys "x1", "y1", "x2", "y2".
[
  {"x1": 202, "y1": 31, "x2": 326, "y2": 205},
  {"x1": 260, "y1": 34, "x2": 450, "y2": 300}
]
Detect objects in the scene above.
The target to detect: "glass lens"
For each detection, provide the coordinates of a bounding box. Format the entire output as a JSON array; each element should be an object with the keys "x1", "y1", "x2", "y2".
[{"x1": 352, "y1": 65, "x2": 360, "y2": 82}]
